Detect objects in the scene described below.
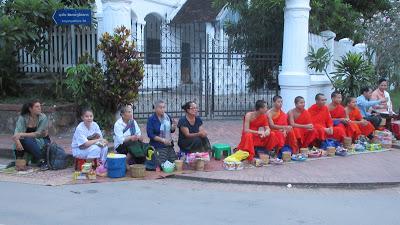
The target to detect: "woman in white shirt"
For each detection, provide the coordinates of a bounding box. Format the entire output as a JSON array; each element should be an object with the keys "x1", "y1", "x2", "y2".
[
  {"x1": 113, "y1": 105, "x2": 144, "y2": 168},
  {"x1": 71, "y1": 108, "x2": 108, "y2": 163}
]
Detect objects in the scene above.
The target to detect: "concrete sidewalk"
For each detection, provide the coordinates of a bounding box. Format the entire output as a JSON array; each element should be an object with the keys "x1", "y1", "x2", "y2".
[
  {"x1": 175, "y1": 148, "x2": 400, "y2": 188},
  {"x1": 2, "y1": 119, "x2": 400, "y2": 188}
]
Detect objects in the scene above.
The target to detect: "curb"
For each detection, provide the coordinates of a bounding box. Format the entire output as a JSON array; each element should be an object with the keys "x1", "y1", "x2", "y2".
[
  {"x1": 172, "y1": 174, "x2": 400, "y2": 189},
  {"x1": 172, "y1": 144, "x2": 400, "y2": 189}
]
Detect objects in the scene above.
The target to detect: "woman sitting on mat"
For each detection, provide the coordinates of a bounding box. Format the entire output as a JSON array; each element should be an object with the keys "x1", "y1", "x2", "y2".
[
  {"x1": 12, "y1": 100, "x2": 50, "y2": 170},
  {"x1": 177, "y1": 101, "x2": 211, "y2": 154}
]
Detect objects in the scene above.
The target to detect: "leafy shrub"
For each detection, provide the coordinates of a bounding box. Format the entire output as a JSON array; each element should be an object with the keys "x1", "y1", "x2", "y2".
[{"x1": 66, "y1": 26, "x2": 144, "y2": 129}]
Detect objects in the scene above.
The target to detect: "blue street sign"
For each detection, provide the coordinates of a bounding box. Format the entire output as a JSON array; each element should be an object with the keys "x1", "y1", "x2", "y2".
[{"x1": 53, "y1": 9, "x2": 91, "y2": 25}]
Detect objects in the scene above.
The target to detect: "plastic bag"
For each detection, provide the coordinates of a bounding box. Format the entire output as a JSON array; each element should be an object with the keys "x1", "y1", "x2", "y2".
[
  {"x1": 224, "y1": 150, "x2": 249, "y2": 162},
  {"x1": 185, "y1": 152, "x2": 210, "y2": 163}
]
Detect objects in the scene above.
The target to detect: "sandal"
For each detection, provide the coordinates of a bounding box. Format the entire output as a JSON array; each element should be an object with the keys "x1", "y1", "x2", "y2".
[
  {"x1": 269, "y1": 158, "x2": 283, "y2": 165},
  {"x1": 335, "y1": 147, "x2": 348, "y2": 156},
  {"x1": 308, "y1": 150, "x2": 321, "y2": 158},
  {"x1": 291, "y1": 154, "x2": 307, "y2": 161}
]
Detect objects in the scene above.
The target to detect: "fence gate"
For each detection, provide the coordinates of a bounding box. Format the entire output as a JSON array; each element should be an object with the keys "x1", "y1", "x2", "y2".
[{"x1": 132, "y1": 22, "x2": 281, "y2": 120}]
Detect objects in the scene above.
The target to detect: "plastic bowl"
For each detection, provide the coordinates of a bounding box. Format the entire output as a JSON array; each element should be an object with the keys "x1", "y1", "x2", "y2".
[{"x1": 162, "y1": 166, "x2": 175, "y2": 173}]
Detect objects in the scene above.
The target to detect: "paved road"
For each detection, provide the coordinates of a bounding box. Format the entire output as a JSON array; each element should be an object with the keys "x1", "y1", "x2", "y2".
[{"x1": 1, "y1": 179, "x2": 400, "y2": 225}]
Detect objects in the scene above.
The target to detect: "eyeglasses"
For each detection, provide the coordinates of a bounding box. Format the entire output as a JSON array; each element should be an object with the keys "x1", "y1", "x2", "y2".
[{"x1": 189, "y1": 107, "x2": 198, "y2": 110}]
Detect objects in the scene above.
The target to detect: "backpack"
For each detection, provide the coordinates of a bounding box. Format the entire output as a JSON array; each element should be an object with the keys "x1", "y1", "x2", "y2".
[
  {"x1": 145, "y1": 146, "x2": 158, "y2": 171},
  {"x1": 46, "y1": 143, "x2": 68, "y2": 170}
]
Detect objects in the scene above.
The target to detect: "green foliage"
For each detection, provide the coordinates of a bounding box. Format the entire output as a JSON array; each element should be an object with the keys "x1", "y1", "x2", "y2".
[
  {"x1": 65, "y1": 54, "x2": 113, "y2": 128},
  {"x1": 309, "y1": 0, "x2": 363, "y2": 42},
  {"x1": 213, "y1": 0, "x2": 284, "y2": 90},
  {"x1": 331, "y1": 52, "x2": 375, "y2": 98},
  {"x1": 307, "y1": 46, "x2": 335, "y2": 87},
  {"x1": 0, "y1": 0, "x2": 62, "y2": 96},
  {"x1": 0, "y1": 0, "x2": 95, "y2": 97},
  {"x1": 97, "y1": 26, "x2": 145, "y2": 108},
  {"x1": 307, "y1": 46, "x2": 331, "y2": 73},
  {"x1": 65, "y1": 26, "x2": 144, "y2": 129},
  {"x1": 344, "y1": 0, "x2": 391, "y2": 19}
]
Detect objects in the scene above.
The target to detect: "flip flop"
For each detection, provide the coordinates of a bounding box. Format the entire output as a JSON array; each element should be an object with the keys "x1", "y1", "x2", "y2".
[
  {"x1": 335, "y1": 147, "x2": 348, "y2": 156},
  {"x1": 269, "y1": 158, "x2": 283, "y2": 165},
  {"x1": 291, "y1": 154, "x2": 307, "y2": 161}
]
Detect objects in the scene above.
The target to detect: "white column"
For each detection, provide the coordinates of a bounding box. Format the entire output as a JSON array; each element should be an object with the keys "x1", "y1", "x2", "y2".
[
  {"x1": 278, "y1": 0, "x2": 311, "y2": 111},
  {"x1": 101, "y1": 0, "x2": 132, "y2": 35}
]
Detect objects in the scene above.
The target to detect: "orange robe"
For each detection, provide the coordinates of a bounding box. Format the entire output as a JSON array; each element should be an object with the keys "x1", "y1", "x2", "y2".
[
  {"x1": 309, "y1": 104, "x2": 346, "y2": 142},
  {"x1": 329, "y1": 104, "x2": 360, "y2": 141},
  {"x1": 272, "y1": 110, "x2": 298, "y2": 154},
  {"x1": 292, "y1": 110, "x2": 318, "y2": 148},
  {"x1": 237, "y1": 114, "x2": 280, "y2": 160},
  {"x1": 348, "y1": 107, "x2": 375, "y2": 137}
]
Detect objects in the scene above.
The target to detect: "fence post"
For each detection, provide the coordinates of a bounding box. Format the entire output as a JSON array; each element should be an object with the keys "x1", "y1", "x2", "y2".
[{"x1": 320, "y1": 30, "x2": 336, "y2": 75}]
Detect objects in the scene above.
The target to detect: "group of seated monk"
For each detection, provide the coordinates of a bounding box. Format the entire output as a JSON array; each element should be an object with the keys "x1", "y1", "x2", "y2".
[{"x1": 236, "y1": 84, "x2": 398, "y2": 162}]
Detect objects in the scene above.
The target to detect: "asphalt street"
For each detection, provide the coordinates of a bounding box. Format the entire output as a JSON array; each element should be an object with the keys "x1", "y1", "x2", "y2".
[{"x1": 1, "y1": 179, "x2": 400, "y2": 225}]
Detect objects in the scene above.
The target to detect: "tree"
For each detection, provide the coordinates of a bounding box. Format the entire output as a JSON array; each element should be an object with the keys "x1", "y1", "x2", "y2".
[
  {"x1": 363, "y1": 2, "x2": 400, "y2": 89},
  {"x1": 309, "y1": 0, "x2": 362, "y2": 42},
  {"x1": 213, "y1": 0, "x2": 284, "y2": 90},
  {"x1": 344, "y1": 0, "x2": 391, "y2": 19}
]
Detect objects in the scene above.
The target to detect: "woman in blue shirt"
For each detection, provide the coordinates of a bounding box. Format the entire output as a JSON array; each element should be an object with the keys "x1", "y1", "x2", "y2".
[
  {"x1": 177, "y1": 101, "x2": 211, "y2": 153},
  {"x1": 147, "y1": 100, "x2": 177, "y2": 166}
]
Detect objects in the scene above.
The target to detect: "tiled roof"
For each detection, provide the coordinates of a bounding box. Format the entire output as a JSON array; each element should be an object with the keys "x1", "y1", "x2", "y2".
[{"x1": 172, "y1": 0, "x2": 223, "y2": 23}]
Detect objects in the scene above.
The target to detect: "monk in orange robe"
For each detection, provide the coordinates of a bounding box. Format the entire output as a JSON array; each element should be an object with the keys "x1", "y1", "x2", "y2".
[
  {"x1": 345, "y1": 97, "x2": 375, "y2": 138},
  {"x1": 288, "y1": 96, "x2": 318, "y2": 148},
  {"x1": 237, "y1": 100, "x2": 280, "y2": 161},
  {"x1": 268, "y1": 95, "x2": 298, "y2": 154},
  {"x1": 328, "y1": 91, "x2": 360, "y2": 141},
  {"x1": 308, "y1": 93, "x2": 346, "y2": 142}
]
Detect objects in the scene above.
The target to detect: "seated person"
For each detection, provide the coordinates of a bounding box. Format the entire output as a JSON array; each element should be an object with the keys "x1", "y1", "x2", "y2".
[
  {"x1": 371, "y1": 78, "x2": 399, "y2": 130},
  {"x1": 288, "y1": 96, "x2": 318, "y2": 149},
  {"x1": 267, "y1": 95, "x2": 297, "y2": 154},
  {"x1": 12, "y1": 100, "x2": 50, "y2": 170},
  {"x1": 356, "y1": 87, "x2": 386, "y2": 129},
  {"x1": 237, "y1": 100, "x2": 280, "y2": 161},
  {"x1": 147, "y1": 100, "x2": 177, "y2": 166},
  {"x1": 178, "y1": 101, "x2": 211, "y2": 154},
  {"x1": 371, "y1": 78, "x2": 393, "y2": 114},
  {"x1": 308, "y1": 93, "x2": 346, "y2": 142},
  {"x1": 72, "y1": 108, "x2": 108, "y2": 164},
  {"x1": 113, "y1": 105, "x2": 144, "y2": 168},
  {"x1": 329, "y1": 91, "x2": 359, "y2": 141},
  {"x1": 345, "y1": 97, "x2": 375, "y2": 139}
]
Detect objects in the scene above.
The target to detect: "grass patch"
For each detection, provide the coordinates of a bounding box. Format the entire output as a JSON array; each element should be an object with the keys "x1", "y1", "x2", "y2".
[{"x1": 390, "y1": 89, "x2": 400, "y2": 113}]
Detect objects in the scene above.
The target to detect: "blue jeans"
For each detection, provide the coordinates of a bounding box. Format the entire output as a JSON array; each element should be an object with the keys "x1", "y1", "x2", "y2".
[{"x1": 16, "y1": 138, "x2": 50, "y2": 161}]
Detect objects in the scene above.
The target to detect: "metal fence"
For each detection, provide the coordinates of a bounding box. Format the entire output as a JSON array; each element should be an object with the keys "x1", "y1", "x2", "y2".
[
  {"x1": 131, "y1": 21, "x2": 281, "y2": 119},
  {"x1": 18, "y1": 22, "x2": 281, "y2": 119}
]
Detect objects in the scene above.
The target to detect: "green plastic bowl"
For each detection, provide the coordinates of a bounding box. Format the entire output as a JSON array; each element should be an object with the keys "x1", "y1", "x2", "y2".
[{"x1": 162, "y1": 166, "x2": 175, "y2": 173}]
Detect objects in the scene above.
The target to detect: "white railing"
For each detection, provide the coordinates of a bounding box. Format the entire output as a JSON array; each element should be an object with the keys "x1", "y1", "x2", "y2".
[
  {"x1": 308, "y1": 31, "x2": 366, "y2": 76},
  {"x1": 18, "y1": 26, "x2": 98, "y2": 73}
]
